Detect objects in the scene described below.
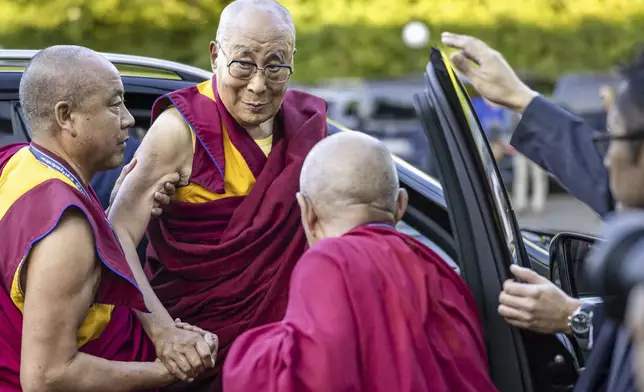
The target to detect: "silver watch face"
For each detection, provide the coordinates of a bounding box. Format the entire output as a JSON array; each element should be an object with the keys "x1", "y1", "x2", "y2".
[{"x1": 571, "y1": 312, "x2": 591, "y2": 335}]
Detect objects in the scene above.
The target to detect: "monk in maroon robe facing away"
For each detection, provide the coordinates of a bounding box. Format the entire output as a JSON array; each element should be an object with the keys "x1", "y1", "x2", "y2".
[
  {"x1": 109, "y1": 0, "x2": 326, "y2": 390},
  {"x1": 222, "y1": 132, "x2": 499, "y2": 392}
]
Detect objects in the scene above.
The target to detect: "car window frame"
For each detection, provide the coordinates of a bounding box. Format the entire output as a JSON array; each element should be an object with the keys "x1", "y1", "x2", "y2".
[
  {"x1": 11, "y1": 101, "x2": 31, "y2": 140},
  {"x1": 0, "y1": 99, "x2": 29, "y2": 146}
]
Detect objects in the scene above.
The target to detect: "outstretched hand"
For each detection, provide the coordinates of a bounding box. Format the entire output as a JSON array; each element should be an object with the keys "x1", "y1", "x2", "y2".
[
  {"x1": 441, "y1": 32, "x2": 538, "y2": 112},
  {"x1": 108, "y1": 158, "x2": 177, "y2": 218},
  {"x1": 498, "y1": 265, "x2": 582, "y2": 334}
]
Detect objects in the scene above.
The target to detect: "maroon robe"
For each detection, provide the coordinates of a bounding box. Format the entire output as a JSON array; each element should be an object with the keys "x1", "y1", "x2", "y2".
[
  {"x1": 146, "y1": 79, "x2": 327, "y2": 391},
  {"x1": 223, "y1": 224, "x2": 498, "y2": 392},
  {"x1": 0, "y1": 143, "x2": 156, "y2": 391}
]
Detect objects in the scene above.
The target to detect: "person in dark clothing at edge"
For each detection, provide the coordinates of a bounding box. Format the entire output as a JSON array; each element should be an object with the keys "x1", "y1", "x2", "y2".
[{"x1": 442, "y1": 32, "x2": 644, "y2": 392}]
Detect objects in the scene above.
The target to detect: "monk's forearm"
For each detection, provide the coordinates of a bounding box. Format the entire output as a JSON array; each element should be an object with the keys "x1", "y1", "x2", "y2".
[
  {"x1": 135, "y1": 310, "x2": 175, "y2": 346},
  {"x1": 108, "y1": 167, "x2": 180, "y2": 246},
  {"x1": 114, "y1": 229, "x2": 175, "y2": 339},
  {"x1": 108, "y1": 203, "x2": 150, "y2": 247},
  {"x1": 38, "y1": 352, "x2": 175, "y2": 392}
]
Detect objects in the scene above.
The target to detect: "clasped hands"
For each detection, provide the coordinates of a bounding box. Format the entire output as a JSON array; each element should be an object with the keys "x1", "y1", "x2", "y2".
[{"x1": 153, "y1": 319, "x2": 219, "y2": 383}]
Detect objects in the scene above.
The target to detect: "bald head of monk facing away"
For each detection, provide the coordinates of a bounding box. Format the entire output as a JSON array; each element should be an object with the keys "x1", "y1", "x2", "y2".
[
  {"x1": 297, "y1": 132, "x2": 408, "y2": 245},
  {"x1": 19, "y1": 45, "x2": 135, "y2": 184},
  {"x1": 210, "y1": 0, "x2": 296, "y2": 139}
]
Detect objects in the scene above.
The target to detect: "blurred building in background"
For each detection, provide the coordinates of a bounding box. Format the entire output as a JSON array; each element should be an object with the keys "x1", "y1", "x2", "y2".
[{"x1": 0, "y1": 0, "x2": 630, "y2": 234}]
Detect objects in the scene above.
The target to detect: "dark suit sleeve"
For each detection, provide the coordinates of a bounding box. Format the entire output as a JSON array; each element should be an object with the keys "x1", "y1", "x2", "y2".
[{"x1": 510, "y1": 96, "x2": 615, "y2": 216}]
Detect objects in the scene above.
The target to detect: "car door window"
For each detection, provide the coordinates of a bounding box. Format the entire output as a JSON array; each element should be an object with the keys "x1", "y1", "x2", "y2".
[
  {"x1": 417, "y1": 49, "x2": 579, "y2": 392},
  {"x1": 396, "y1": 220, "x2": 460, "y2": 274},
  {"x1": 0, "y1": 101, "x2": 29, "y2": 146},
  {"x1": 443, "y1": 59, "x2": 520, "y2": 263},
  {"x1": 0, "y1": 102, "x2": 13, "y2": 135}
]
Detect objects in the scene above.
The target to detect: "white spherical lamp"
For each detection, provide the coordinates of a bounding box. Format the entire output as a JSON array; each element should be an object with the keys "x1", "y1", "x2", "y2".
[{"x1": 402, "y1": 21, "x2": 430, "y2": 49}]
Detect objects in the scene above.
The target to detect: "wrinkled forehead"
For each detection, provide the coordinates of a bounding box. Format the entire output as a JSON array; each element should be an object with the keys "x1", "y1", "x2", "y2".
[{"x1": 222, "y1": 13, "x2": 294, "y2": 60}]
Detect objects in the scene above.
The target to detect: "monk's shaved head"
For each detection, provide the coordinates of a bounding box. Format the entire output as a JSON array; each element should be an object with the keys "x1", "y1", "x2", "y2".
[
  {"x1": 300, "y1": 132, "x2": 399, "y2": 220},
  {"x1": 19, "y1": 45, "x2": 115, "y2": 134},
  {"x1": 216, "y1": 0, "x2": 296, "y2": 48}
]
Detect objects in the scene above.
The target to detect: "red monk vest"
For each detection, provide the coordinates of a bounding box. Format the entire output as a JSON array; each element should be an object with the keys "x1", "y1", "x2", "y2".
[{"x1": 0, "y1": 143, "x2": 155, "y2": 391}]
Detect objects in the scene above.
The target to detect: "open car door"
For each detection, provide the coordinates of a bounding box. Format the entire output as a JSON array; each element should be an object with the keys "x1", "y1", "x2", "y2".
[{"x1": 414, "y1": 49, "x2": 579, "y2": 392}]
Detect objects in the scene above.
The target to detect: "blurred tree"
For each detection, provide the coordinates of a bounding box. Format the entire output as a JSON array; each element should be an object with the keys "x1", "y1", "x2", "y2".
[{"x1": 0, "y1": 0, "x2": 642, "y2": 83}]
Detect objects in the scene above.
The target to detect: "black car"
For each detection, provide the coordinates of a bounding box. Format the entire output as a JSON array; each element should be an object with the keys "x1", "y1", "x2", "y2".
[{"x1": 0, "y1": 48, "x2": 600, "y2": 392}]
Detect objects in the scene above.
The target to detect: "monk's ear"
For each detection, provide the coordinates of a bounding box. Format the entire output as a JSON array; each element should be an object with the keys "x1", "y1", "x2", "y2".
[
  {"x1": 296, "y1": 192, "x2": 315, "y2": 225},
  {"x1": 54, "y1": 100, "x2": 76, "y2": 137},
  {"x1": 297, "y1": 192, "x2": 319, "y2": 245},
  {"x1": 209, "y1": 41, "x2": 218, "y2": 72},
  {"x1": 394, "y1": 188, "x2": 408, "y2": 223}
]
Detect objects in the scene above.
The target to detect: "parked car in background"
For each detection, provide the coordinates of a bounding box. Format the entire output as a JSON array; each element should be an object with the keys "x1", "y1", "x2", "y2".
[
  {"x1": 309, "y1": 72, "x2": 563, "y2": 192},
  {"x1": 552, "y1": 72, "x2": 621, "y2": 132},
  {"x1": 0, "y1": 48, "x2": 596, "y2": 391},
  {"x1": 296, "y1": 78, "x2": 432, "y2": 174}
]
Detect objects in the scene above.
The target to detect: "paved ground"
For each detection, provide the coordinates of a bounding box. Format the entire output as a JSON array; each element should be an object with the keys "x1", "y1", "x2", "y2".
[{"x1": 515, "y1": 194, "x2": 603, "y2": 236}]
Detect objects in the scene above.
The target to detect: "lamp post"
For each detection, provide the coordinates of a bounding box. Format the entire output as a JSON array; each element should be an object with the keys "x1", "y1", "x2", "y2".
[{"x1": 402, "y1": 21, "x2": 430, "y2": 69}]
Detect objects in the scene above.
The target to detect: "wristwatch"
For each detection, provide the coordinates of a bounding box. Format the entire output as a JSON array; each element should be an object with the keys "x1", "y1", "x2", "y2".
[{"x1": 568, "y1": 303, "x2": 594, "y2": 349}]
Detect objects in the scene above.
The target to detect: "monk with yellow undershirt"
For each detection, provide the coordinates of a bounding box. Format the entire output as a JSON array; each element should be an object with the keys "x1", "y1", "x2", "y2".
[
  {"x1": 0, "y1": 46, "x2": 217, "y2": 391},
  {"x1": 108, "y1": 0, "x2": 327, "y2": 390}
]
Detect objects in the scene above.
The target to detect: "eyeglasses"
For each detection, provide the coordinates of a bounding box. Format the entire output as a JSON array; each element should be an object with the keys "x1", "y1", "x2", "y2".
[
  {"x1": 592, "y1": 131, "x2": 644, "y2": 156},
  {"x1": 217, "y1": 42, "x2": 293, "y2": 84}
]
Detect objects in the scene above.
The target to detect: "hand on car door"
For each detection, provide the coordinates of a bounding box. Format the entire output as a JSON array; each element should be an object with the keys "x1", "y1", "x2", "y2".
[
  {"x1": 498, "y1": 265, "x2": 583, "y2": 334},
  {"x1": 441, "y1": 32, "x2": 538, "y2": 113}
]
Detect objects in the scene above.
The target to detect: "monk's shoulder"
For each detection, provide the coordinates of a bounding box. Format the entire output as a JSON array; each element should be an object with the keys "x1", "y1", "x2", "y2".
[
  {"x1": 292, "y1": 239, "x2": 351, "y2": 287},
  {"x1": 155, "y1": 106, "x2": 184, "y2": 124},
  {"x1": 149, "y1": 107, "x2": 192, "y2": 146},
  {"x1": 302, "y1": 236, "x2": 366, "y2": 268},
  {"x1": 51, "y1": 207, "x2": 95, "y2": 239},
  {"x1": 23, "y1": 188, "x2": 97, "y2": 251},
  {"x1": 296, "y1": 237, "x2": 383, "y2": 289},
  {"x1": 136, "y1": 106, "x2": 193, "y2": 174},
  {"x1": 146, "y1": 107, "x2": 192, "y2": 152},
  {"x1": 26, "y1": 206, "x2": 98, "y2": 279},
  {"x1": 21, "y1": 207, "x2": 100, "y2": 315},
  {"x1": 5, "y1": 176, "x2": 88, "y2": 223}
]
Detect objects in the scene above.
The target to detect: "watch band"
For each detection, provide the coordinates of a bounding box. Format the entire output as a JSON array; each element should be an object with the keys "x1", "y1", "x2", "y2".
[{"x1": 568, "y1": 303, "x2": 594, "y2": 350}]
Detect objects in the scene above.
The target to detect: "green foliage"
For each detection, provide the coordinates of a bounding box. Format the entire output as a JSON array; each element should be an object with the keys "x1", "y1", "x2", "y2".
[{"x1": 0, "y1": 0, "x2": 643, "y2": 83}]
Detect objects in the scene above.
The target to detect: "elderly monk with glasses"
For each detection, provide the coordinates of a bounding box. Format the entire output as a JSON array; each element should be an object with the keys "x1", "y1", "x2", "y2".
[{"x1": 108, "y1": 0, "x2": 327, "y2": 390}]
